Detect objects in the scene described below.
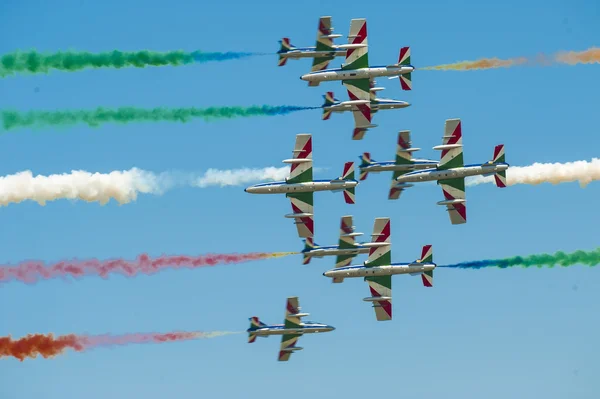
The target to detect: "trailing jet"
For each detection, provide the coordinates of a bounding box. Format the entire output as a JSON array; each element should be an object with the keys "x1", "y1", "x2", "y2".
[
  {"x1": 244, "y1": 134, "x2": 357, "y2": 238},
  {"x1": 247, "y1": 296, "x2": 335, "y2": 362},
  {"x1": 323, "y1": 218, "x2": 436, "y2": 321},
  {"x1": 301, "y1": 215, "x2": 388, "y2": 267},
  {"x1": 300, "y1": 18, "x2": 413, "y2": 91},
  {"x1": 277, "y1": 16, "x2": 366, "y2": 71},
  {"x1": 321, "y1": 80, "x2": 410, "y2": 140},
  {"x1": 358, "y1": 130, "x2": 438, "y2": 198},
  {"x1": 393, "y1": 119, "x2": 509, "y2": 225}
]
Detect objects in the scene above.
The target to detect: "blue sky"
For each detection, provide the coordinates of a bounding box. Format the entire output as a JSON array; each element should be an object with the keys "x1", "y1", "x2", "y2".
[{"x1": 1, "y1": 0, "x2": 599, "y2": 398}]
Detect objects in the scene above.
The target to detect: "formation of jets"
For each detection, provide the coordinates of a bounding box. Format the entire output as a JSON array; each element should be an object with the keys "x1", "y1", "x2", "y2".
[{"x1": 245, "y1": 15, "x2": 511, "y2": 361}]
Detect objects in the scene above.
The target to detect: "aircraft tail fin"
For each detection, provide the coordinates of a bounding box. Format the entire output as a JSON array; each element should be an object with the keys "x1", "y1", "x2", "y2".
[
  {"x1": 491, "y1": 145, "x2": 507, "y2": 188},
  {"x1": 342, "y1": 162, "x2": 356, "y2": 204},
  {"x1": 248, "y1": 317, "x2": 267, "y2": 343},
  {"x1": 417, "y1": 245, "x2": 433, "y2": 287},
  {"x1": 322, "y1": 92, "x2": 336, "y2": 120},
  {"x1": 302, "y1": 237, "x2": 316, "y2": 264},
  {"x1": 358, "y1": 152, "x2": 372, "y2": 180},
  {"x1": 277, "y1": 38, "x2": 294, "y2": 66},
  {"x1": 399, "y1": 72, "x2": 412, "y2": 91}
]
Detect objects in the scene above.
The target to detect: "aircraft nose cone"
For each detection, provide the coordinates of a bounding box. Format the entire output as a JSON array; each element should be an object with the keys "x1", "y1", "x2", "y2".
[{"x1": 244, "y1": 188, "x2": 247, "y2": 192}]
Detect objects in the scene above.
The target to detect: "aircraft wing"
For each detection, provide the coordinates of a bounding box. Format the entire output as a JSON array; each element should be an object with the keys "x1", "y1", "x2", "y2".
[
  {"x1": 343, "y1": 78, "x2": 372, "y2": 140},
  {"x1": 279, "y1": 297, "x2": 304, "y2": 361},
  {"x1": 287, "y1": 192, "x2": 314, "y2": 238},
  {"x1": 436, "y1": 119, "x2": 464, "y2": 170},
  {"x1": 438, "y1": 177, "x2": 467, "y2": 225},
  {"x1": 365, "y1": 276, "x2": 392, "y2": 321},
  {"x1": 285, "y1": 134, "x2": 315, "y2": 237},
  {"x1": 310, "y1": 16, "x2": 336, "y2": 72},
  {"x1": 389, "y1": 131, "x2": 417, "y2": 200},
  {"x1": 343, "y1": 19, "x2": 368, "y2": 70}
]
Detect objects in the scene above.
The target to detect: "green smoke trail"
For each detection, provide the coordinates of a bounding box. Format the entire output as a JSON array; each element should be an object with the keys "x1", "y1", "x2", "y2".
[
  {"x1": 0, "y1": 49, "x2": 262, "y2": 77},
  {"x1": 0, "y1": 105, "x2": 318, "y2": 131},
  {"x1": 440, "y1": 248, "x2": 599, "y2": 269}
]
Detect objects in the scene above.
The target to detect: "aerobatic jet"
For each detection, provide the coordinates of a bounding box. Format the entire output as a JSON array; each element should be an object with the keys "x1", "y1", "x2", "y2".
[
  {"x1": 300, "y1": 18, "x2": 413, "y2": 90},
  {"x1": 323, "y1": 218, "x2": 436, "y2": 321},
  {"x1": 247, "y1": 296, "x2": 335, "y2": 362},
  {"x1": 277, "y1": 16, "x2": 366, "y2": 71},
  {"x1": 358, "y1": 130, "x2": 438, "y2": 198},
  {"x1": 244, "y1": 134, "x2": 357, "y2": 238},
  {"x1": 393, "y1": 119, "x2": 509, "y2": 225},
  {"x1": 300, "y1": 215, "x2": 388, "y2": 267},
  {"x1": 321, "y1": 80, "x2": 410, "y2": 140}
]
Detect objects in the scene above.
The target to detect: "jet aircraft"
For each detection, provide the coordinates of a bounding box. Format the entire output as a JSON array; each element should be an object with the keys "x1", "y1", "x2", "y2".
[
  {"x1": 358, "y1": 130, "x2": 438, "y2": 198},
  {"x1": 300, "y1": 18, "x2": 413, "y2": 91},
  {"x1": 323, "y1": 218, "x2": 436, "y2": 321},
  {"x1": 393, "y1": 119, "x2": 509, "y2": 225},
  {"x1": 244, "y1": 133, "x2": 357, "y2": 238},
  {"x1": 247, "y1": 296, "x2": 335, "y2": 361},
  {"x1": 301, "y1": 215, "x2": 388, "y2": 267},
  {"x1": 277, "y1": 16, "x2": 366, "y2": 71},
  {"x1": 321, "y1": 80, "x2": 410, "y2": 140}
]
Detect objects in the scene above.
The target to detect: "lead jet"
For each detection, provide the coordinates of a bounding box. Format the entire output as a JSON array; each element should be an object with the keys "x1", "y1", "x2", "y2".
[
  {"x1": 244, "y1": 134, "x2": 357, "y2": 238},
  {"x1": 277, "y1": 16, "x2": 366, "y2": 71},
  {"x1": 321, "y1": 80, "x2": 411, "y2": 140},
  {"x1": 358, "y1": 130, "x2": 438, "y2": 198},
  {"x1": 323, "y1": 218, "x2": 436, "y2": 321},
  {"x1": 247, "y1": 296, "x2": 335, "y2": 362},
  {"x1": 301, "y1": 215, "x2": 388, "y2": 267},
  {"x1": 300, "y1": 18, "x2": 413, "y2": 91},
  {"x1": 393, "y1": 119, "x2": 509, "y2": 225}
]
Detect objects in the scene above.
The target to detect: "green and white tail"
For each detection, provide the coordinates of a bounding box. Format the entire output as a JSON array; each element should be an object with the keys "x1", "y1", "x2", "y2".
[
  {"x1": 339, "y1": 162, "x2": 356, "y2": 204},
  {"x1": 492, "y1": 144, "x2": 507, "y2": 188},
  {"x1": 277, "y1": 38, "x2": 294, "y2": 66},
  {"x1": 247, "y1": 316, "x2": 267, "y2": 343},
  {"x1": 311, "y1": 16, "x2": 337, "y2": 72},
  {"x1": 358, "y1": 152, "x2": 373, "y2": 180},
  {"x1": 389, "y1": 131, "x2": 418, "y2": 200},
  {"x1": 302, "y1": 237, "x2": 317, "y2": 265},
  {"x1": 417, "y1": 245, "x2": 434, "y2": 287}
]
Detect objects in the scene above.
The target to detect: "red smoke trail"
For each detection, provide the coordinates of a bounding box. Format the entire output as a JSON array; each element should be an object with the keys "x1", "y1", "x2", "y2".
[
  {"x1": 0, "y1": 252, "x2": 295, "y2": 284},
  {"x1": 1, "y1": 331, "x2": 234, "y2": 361}
]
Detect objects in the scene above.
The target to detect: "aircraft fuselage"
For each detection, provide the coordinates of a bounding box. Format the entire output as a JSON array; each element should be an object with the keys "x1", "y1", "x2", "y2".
[
  {"x1": 280, "y1": 47, "x2": 347, "y2": 59},
  {"x1": 326, "y1": 99, "x2": 410, "y2": 113},
  {"x1": 304, "y1": 244, "x2": 370, "y2": 259},
  {"x1": 301, "y1": 65, "x2": 414, "y2": 83},
  {"x1": 245, "y1": 179, "x2": 358, "y2": 194},
  {"x1": 323, "y1": 262, "x2": 436, "y2": 279},
  {"x1": 249, "y1": 323, "x2": 335, "y2": 336},
  {"x1": 360, "y1": 160, "x2": 439, "y2": 174},
  {"x1": 396, "y1": 163, "x2": 509, "y2": 183}
]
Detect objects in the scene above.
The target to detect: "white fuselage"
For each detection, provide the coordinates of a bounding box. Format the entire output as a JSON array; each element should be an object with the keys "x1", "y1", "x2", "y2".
[
  {"x1": 396, "y1": 163, "x2": 509, "y2": 184},
  {"x1": 305, "y1": 245, "x2": 370, "y2": 259},
  {"x1": 251, "y1": 323, "x2": 335, "y2": 336},
  {"x1": 360, "y1": 160, "x2": 439, "y2": 174},
  {"x1": 323, "y1": 262, "x2": 436, "y2": 279},
  {"x1": 245, "y1": 179, "x2": 358, "y2": 195},
  {"x1": 282, "y1": 48, "x2": 347, "y2": 60},
  {"x1": 302, "y1": 65, "x2": 414, "y2": 83},
  {"x1": 328, "y1": 99, "x2": 410, "y2": 113}
]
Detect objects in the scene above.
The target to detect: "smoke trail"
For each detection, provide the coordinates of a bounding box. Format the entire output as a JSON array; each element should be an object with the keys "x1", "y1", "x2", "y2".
[
  {"x1": 440, "y1": 248, "x2": 599, "y2": 269},
  {"x1": 0, "y1": 166, "x2": 289, "y2": 207},
  {"x1": 466, "y1": 158, "x2": 600, "y2": 188},
  {"x1": 0, "y1": 251, "x2": 296, "y2": 284},
  {"x1": 0, "y1": 105, "x2": 317, "y2": 131},
  {"x1": 0, "y1": 49, "x2": 262, "y2": 77},
  {"x1": 421, "y1": 47, "x2": 600, "y2": 71},
  {"x1": 0, "y1": 331, "x2": 238, "y2": 361}
]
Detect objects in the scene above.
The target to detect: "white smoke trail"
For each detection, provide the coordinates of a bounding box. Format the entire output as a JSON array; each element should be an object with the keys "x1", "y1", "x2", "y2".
[
  {"x1": 0, "y1": 166, "x2": 290, "y2": 207},
  {"x1": 466, "y1": 158, "x2": 600, "y2": 188}
]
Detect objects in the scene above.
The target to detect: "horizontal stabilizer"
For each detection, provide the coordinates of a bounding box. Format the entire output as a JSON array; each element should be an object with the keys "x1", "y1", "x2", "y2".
[
  {"x1": 282, "y1": 158, "x2": 312, "y2": 164},
  {"x1": 363, "y1": 296, "x2": 392, "y2": 302},
  {"x1": 284, "y1": 212, "x2": 314, "y2": 218}
]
